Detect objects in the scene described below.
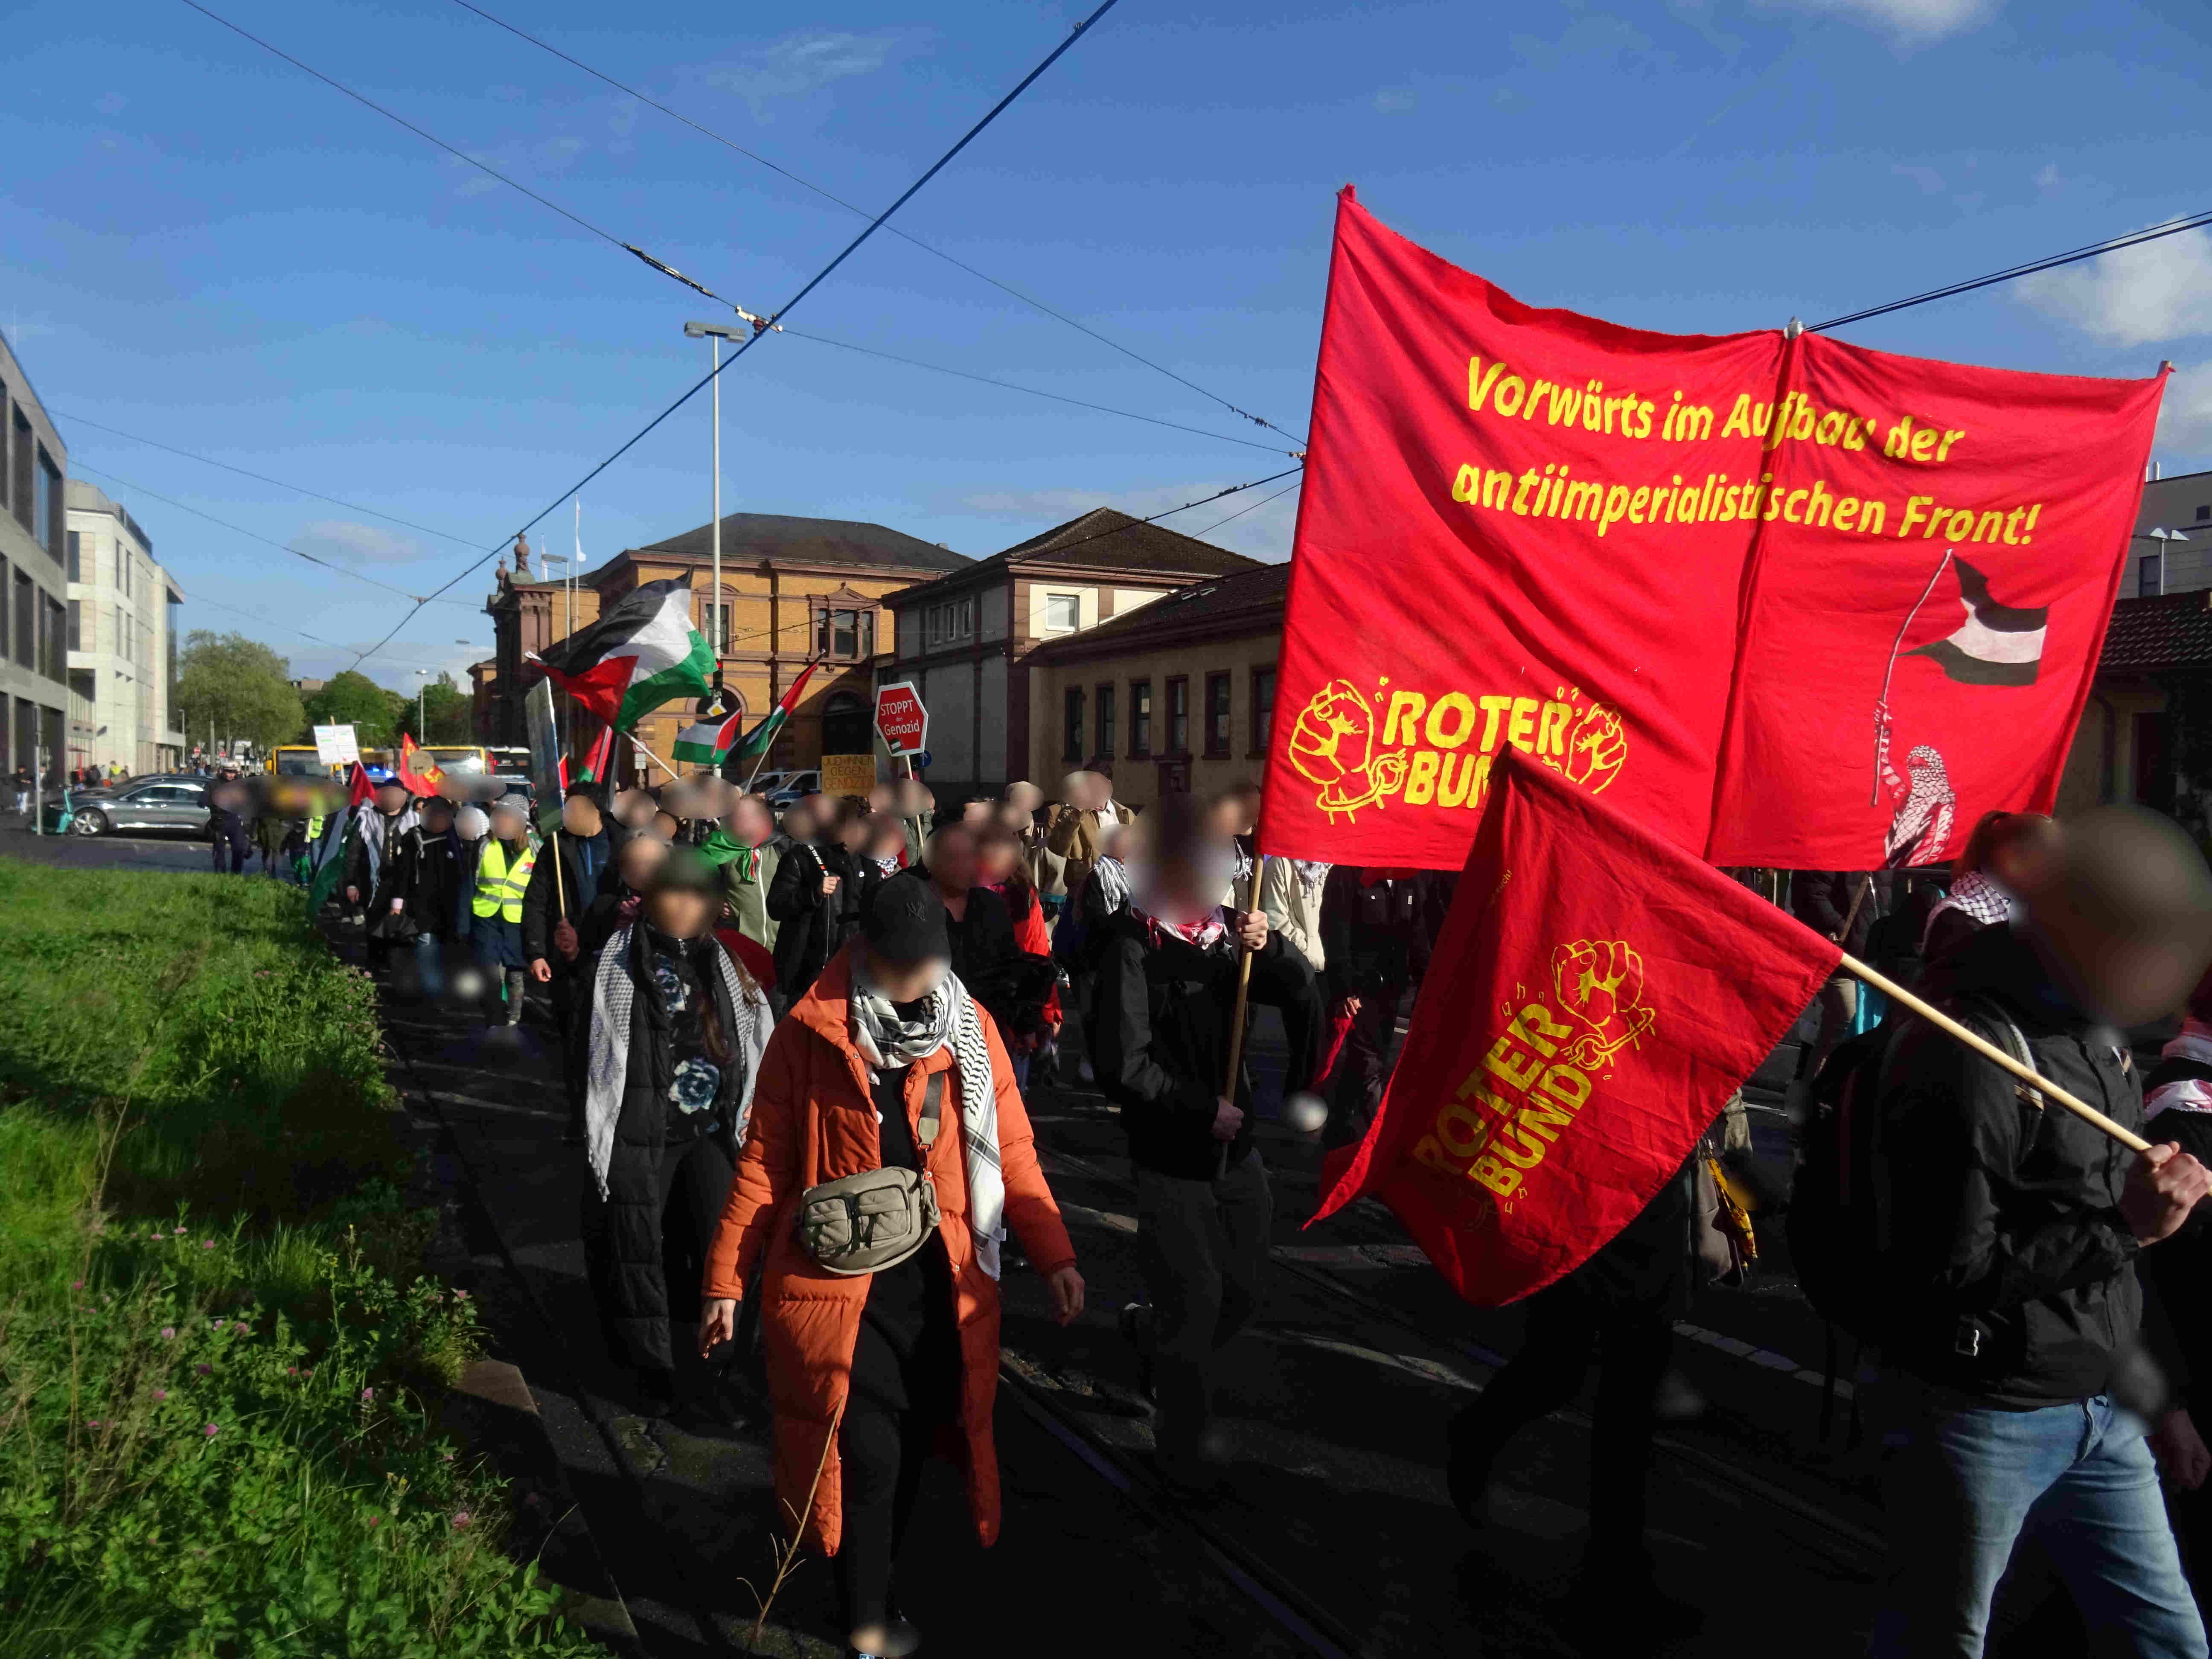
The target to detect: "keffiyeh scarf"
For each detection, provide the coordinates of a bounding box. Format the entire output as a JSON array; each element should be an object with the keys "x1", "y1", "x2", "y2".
[
  {"x1": 584, "y1": 923, "x2": 771, "y2": 1199},
  {"x1": 1091, "y1": 854, "x2": 1228, "y2": 951},
  {"x1": 2148, "y1": 1019, "x2": 2212, "y2": 1121},
  {"x1": 849, "y1": 959, "x2": 1006, "y2": 1280},
  {"x1": 1920, "y1": 869, "x2": 2014, "y2": 954}
]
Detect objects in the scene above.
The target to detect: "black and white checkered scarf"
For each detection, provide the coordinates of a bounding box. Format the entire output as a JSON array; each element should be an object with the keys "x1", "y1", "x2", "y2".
[
  {"x1": 848, "y1": 959, "x2": 1006, "y2": 1280},
  {"x1": 584, "y1": 923, "x2": 771, "y2": 1199}
]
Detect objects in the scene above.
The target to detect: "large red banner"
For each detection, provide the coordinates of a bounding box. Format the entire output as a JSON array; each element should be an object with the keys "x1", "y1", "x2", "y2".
[
  {"x1": 1313, "y1": 751, "x2": 1841, "y2": 1305},
  {"x1": 1258, "y1": 189, "x2": 2164, "y2": 872}
]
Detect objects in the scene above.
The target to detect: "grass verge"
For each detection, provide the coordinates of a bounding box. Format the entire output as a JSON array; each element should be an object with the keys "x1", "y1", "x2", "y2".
[{"x1": 0, "y1": 860, "x2": 600, "y2": 1657}]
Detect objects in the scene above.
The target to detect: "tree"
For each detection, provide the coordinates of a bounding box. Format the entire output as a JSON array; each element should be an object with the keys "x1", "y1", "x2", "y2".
[
  {"x1": 174, "y1": 631, "x2": 304, "y2": 753},
  {"x1": 302, "y1": 672, "x2": 407, "y2": 750},
  {"x1": 399, "y1": 673, "x2": 475, "y2": 744}
]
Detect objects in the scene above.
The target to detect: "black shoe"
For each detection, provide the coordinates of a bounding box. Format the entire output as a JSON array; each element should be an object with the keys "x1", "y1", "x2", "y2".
[{"x1": 1443, "y1": 1415, "x2": 1496, "y2": 1530}]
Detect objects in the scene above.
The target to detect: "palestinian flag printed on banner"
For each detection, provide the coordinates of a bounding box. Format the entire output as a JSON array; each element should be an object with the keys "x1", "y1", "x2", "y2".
[
  {"x1": 673, "y1": 708, "x2": 745, "y2": 767},
  {"x1": 1907, "y1": 558, "x2": 2049, "y2": 687},
  {"x1": 729, "y1": 658, "x2": 823, "y2": 765},
  {"x1": 533, "y1": 576, "x2": 714, "y2": 729}
]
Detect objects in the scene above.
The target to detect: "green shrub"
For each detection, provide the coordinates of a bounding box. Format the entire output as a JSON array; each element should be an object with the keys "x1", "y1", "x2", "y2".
[{"x1": 0, "y1": 863, "x2": 598, "y2": 1656}]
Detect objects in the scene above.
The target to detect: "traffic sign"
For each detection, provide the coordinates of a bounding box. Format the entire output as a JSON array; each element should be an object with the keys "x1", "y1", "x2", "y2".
[
  {"x1": 874, "y1": 681, "x2": 929, "y2": 756},
  {"x1": 916, "y1": 750, "x2": 933, "y2": 770}
]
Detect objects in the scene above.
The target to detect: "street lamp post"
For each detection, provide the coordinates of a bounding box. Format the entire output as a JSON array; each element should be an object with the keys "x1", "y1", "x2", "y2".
[
  {"x1": 2134, "y1": 527, "x2": 2192, "y2": 597},
  {"x1": 413, "y1": 668, "x2": 429, "y2": 741},
  {"x1": 685, "y1": 321, "x2": 747, "y2": 691}
]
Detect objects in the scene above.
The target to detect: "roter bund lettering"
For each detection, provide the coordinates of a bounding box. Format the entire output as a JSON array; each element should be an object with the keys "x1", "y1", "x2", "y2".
[{"x1": 1412, "y1": 1000, "x2": 1587, "y2": 1198}]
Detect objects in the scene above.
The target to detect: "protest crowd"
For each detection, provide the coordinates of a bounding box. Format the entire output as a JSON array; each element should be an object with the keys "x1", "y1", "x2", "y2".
[{"x1": 156, "y1": 707, "x2": 2195, "y2": 1659}]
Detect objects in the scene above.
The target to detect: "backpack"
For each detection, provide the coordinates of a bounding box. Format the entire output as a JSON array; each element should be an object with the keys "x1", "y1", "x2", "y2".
[{"x1": 1788, "y1": 995, "x2": 2040, "y2": 1345}]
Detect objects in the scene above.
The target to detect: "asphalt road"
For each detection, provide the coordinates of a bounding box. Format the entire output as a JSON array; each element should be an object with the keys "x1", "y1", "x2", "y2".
[
  {"x1": 0, "y1": 814, "x2": 248, "y2": 874},
  {"x1": 23, "y1": 831, "x2": 2090, "y2": 1656}
]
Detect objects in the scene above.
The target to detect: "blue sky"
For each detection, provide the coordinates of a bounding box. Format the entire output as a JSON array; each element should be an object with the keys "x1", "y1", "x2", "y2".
[{"x1": 6, "y1": 0, "x2": 2209, "y2": 690}]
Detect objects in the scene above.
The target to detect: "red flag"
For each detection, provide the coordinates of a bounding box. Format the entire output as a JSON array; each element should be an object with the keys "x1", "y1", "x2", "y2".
[
  {"x1": 1708, "y1": 335, "x2": 2162, "y2": 870},
  {"x1": 1257, "y1": 189, "x2": 2163, "y2": 875},
  {"x1": 397, "y1": 734, "x2": 445, "y2": 799},
  {"x1": 1313, "y1": 751, "x2": 1839, "y2": 1306},
  {"x1": 345, "y1": 762, "x2": 374, "y2": 807},
  {"x1": 581, "y1": 722, "x2": 615, "y2": 786}
]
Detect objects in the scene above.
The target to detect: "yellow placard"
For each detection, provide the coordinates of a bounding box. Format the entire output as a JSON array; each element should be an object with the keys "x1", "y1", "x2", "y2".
[{"x1": 819, "y1": 754, "x2": 878, "y2": 799}]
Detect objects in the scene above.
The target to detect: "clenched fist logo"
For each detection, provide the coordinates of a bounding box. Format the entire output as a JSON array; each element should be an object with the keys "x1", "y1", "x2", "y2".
[
  {"x1": 1288, "y1": 679, "x2": 1407, "y2": 822},
  {"x1": 1557, "y1": 702, "x2": 1626, "y2": 794},
  {"x1": 1551, "y1": 939, "x2": 1656, "y2": 1070}
]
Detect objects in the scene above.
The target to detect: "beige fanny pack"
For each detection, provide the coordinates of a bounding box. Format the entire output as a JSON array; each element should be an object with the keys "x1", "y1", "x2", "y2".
[{"x1": 795, "y1": 1072, "x2": 945, "y2": 1275}]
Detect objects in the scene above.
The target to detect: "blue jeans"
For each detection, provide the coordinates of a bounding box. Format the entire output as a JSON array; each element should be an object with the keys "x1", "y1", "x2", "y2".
[{"x1": 1871, "y1": 1382, "x2": 2206, "y2": 1658}]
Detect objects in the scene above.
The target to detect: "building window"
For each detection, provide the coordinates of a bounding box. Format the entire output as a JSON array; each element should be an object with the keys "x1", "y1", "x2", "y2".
[
  {"x1": 1250, "y1": 665, "x2": 1276, "y2": 756},
  {"x1": 67, "y1": 600, "x2": 79, "y2": 652},
  {"x1": 12, "y1": 568, "x2": 31, "y2": 668},
  {"x1": 34, "y1": 449, "x2": 60, "y2": 561},
  {"x1": 1204, "y1": 672, "x2": 1231, "y2": 757},
  {"x1": 923, "y1": 596, "x2": 975, "y2": 649},
  {"x1": 1063, "y1": 686, "x2": 1085, "y2": 762},
  {"x1": 41, "y1": 596, "x2": 64, "y2": 680},
  {"x1": 821, "y1": 690, "x2": 869, "y2": 754},
  {"x1": 1095, "y1": 683, "x2": 1116, "y2": 762},
  {"x1": 2198, "y1": 505, "x2": 2211, "y2": 522},
  {"x1": 2142, "y1": 553, "x2": 2165, "y2": 598},
  {"x1": 1167, "y1": 675, "x2": 1190, "y2": 755},
  {"x1": 67, "y1": 531, "x2": 80, "y2": 582},
  {"x1": 815, "y1": 605, "x2": 875, "y2": 662},
  {"x1": 1042, "y1": 591, "x2": 1080, "y2": 633},
  {"x1": 1129, "y1": 680, "x2": 1152, "y2": 757},
  {"x1": 10, "y1": 409, "x2": 28, "y2": 532}
]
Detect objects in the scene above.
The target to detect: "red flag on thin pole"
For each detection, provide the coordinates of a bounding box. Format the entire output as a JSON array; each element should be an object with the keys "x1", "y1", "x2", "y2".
[
  {"x1": 345, "y1": 762, "x2": 374, "y2": 808},
  {"x1": 1312, "y1": 750, "x2": 1840, "y2": 1306},
  {"x1": 397, "y1": 734, "x2": 445, "y2": 799}
]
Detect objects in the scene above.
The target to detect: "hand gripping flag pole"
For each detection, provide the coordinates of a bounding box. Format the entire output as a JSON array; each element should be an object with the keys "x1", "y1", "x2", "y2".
[{"x1": 1216, "y1": 855, "x2": 1268, "y2": 1180}]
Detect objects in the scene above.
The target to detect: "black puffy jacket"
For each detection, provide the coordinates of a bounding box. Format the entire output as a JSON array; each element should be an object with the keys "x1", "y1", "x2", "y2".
[
  {"x1": 1081, "y1": 884, "x2": 1285, "y2": 1180},
  {"x1": 1876, "y1": 925, "x2": 2146, "y2": 1408},
  {"x1": 766, "y1": 838, "x2": 861, "y2": 998}
]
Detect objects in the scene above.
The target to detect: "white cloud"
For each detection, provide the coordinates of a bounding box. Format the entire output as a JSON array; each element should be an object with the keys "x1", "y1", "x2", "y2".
[
  {"x1": 2033, "y1": 162, "x2": 2064, "y2": 195},
  {"x1": 700, "y1": 31, "x2": 905, "y2": 117},
  {"x1": 1892, "y1": 163, "x2": 1945, "y2": 195},
  {"x1": 1373, "y1": 87, "x2": 1418, "y2": 114},
  {"x1": 2156, "y1": 362, "x2": 2212, "y2": 458},
  {"x1": 1755, "y1": 0, "x2": 2000, "y2": 42},
  {"x1": 289, "y1": 521, "x2": 426, "y2": 568},
  {"x1": 2015, "y1": 224, "x2": 2212, "y2": 348}
]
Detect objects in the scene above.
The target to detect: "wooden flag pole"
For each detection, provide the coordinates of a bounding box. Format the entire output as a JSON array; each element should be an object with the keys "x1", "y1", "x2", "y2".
[
  {"x1": 1837, "y1": 952, "x2": 2149, "y2": 1153},
  {"x1": 1216, "y1": 854, "x2": 1267, "y2": 1179}
]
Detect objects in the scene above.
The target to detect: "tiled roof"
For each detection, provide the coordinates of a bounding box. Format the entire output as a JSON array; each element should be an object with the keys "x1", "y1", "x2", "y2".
[
  {"x1": 639, "y1": 512, "x2": 968, "y2": 573},
  {"x1": 1025, "y1": 561, "x2": 1291, "y2": 662},
  {"x1": 887, "y1": 506, "x2": 1258, "y2": 605},
  {"x1": 2099, "y1": 591, "x2": 2212, "y2": 673}
]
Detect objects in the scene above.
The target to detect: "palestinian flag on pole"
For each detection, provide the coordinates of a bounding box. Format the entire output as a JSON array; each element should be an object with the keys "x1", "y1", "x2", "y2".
[
  {"x1": 730, "y1": 658, "x2": 823, "y2": 766},
  {"x1": 305, "y1": 767, "x2": 373, "y2": 914},
  {"x1": 532, "y1": 576, "x2": 714, "y2": 729},
  {"x1": 1906, "y1": 558, "x2": 2048, "y2": 687},
  {"x1": 673, "y1": 707, "x2": 745, "y2": 768}
]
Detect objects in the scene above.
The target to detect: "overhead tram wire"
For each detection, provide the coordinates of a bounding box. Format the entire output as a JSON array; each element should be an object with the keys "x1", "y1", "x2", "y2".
[
  {"x1": 1810, "y1": 208, "x2": 2212, "y2": 332},
  {"x1": 51, "y1": 410, "x2": 487, "y2": 550},
  {"x1": 177, "y1": 0, "x2": 1278, "y2": 462},
  {"x1": 343, "y1": 0, "x2": 1125, "y2": 672},
  {"x1": 1187, "y1": 474, "x2": 1304, "y2": 540},
  {"x1": 178, "y1": 0, "x2": 767, "y2": 322},
  {"x1": 444, "y1": 0, "x2": 1308, "y2": 448},
  {"x1": 69, "y1": 462, "x2": 480, "y2": 610},
  {"x1": 779, "y1": 330, "x2": 1299, "y2": 456}
]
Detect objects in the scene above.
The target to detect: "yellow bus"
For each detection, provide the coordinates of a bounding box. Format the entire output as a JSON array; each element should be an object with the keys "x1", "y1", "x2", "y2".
[{"x1": 266, "y1": 745, "x2": 339, "y2": 778}]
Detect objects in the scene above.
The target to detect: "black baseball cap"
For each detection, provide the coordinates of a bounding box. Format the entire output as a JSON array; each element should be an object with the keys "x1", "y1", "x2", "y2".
[{"x1": 864, "y1": 873, "x2": 950, "y2": 966}]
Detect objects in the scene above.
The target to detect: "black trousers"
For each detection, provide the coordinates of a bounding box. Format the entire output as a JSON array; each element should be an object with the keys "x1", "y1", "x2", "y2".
[
  {"x1": 835, "y1": 1316, "x2": 957, "y2": 1641},
  {"x1": 1448, "y1": 1276, "x2": 1676, "y2": 1564},
  {"x1": 1322, "y1": 982, "x2": 1403, "y2": 1151},
  {"x1": 1249, "y1": 946, "x2": 1325, "y2": 1100}
]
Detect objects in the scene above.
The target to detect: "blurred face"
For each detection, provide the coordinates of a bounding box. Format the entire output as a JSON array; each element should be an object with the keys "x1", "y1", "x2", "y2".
[
  {"x1": 863, "y1": 946, "x2": 947, "y2": 1004},
  {"x1": 2024, "y1": 808, "x2": 2212, "y2": 1026},
  {"x1": 422, "y1": 802, "x2": 454, "y2": 834},
  {"x1": 1129, "y1": 801, "x2": 1231, "y2": 926},
  {"x1": 618, "y1": 836, "x2": 668, "y2": 891},
  {"x1": 977, "y1": 836, "x2": 1020, "y2": 884},
  {"x1": 868, "y1": 784, "x2": 896, "y2": 813},
  {"x1": 781, "y1": 805, "x2": 815, "y2": 843},
  {"x1": 995, "y1": 801, "x2": 1030, "y2": 834},
  {"x1": 651, "y1": 811, "x2": 682, "y2": 841},
  {"x1": 376, "y1": 785, "x2": 409, "y2": 815},
  {"x1": 615, "y1": 790, "x2": 655, "y2": 829},
  {"x1": 928, "y1": 827, "x2": 978, "y2": 894},
  {"x1": 1007, "y1": 781, "x2": 1044, "y2": 815},
  {"x1": 1214, "y1": 786, "x2": 1261, "y2": 837},
  {"x1": 645, "y1": 884, "x2": 713, "y2": 940},
  {"x1": 896, "y1": 780, "x2": 933, "y2": 817},
  {"x1": 839, "y1": 813, "x2": 870, "y2": 853},
  {"x1": 491, "y1": 806, "x2": 527, "y2": 842},
  {"x1": 962, "y1": 799, "x2": 994, "y2": 827},
  {"x1": 731, "y1": 799, "x2": 774, "y2": 847},
  {"x1": 561, "y1": 795, "x2": 603, "y2": 837},
  {"x1": 663, "y1": 783, "x2": 699, "y2": 821}
]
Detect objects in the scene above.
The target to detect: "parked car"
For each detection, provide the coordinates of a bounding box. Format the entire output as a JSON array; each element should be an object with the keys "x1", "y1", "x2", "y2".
[
  {"x1": 47, "y1": 774, "x2": 212, "y2": 838},
  {"x1": 764, "y1": 769, "x2": 821, "y2": 809}
]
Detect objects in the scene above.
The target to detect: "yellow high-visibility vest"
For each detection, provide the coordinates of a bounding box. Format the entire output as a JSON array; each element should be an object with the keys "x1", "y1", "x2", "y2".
[{"x1": 472, "y1": 838, "x2": 537, "y2": 922}]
